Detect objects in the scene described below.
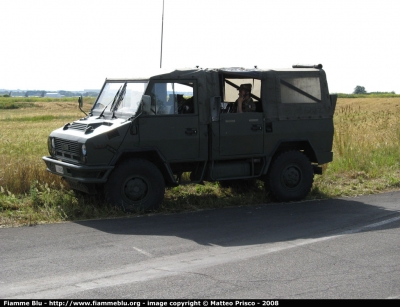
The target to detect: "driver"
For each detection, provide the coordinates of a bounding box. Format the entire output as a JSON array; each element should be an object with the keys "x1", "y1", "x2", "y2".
[{"x1": 232, "y1": 84, "x2": 256, "y2": 113}]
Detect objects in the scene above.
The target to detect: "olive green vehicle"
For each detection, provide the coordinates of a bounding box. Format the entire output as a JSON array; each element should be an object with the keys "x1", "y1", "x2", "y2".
[{"x1": 43, "y1": 64, "x2": 337, "y2": 212}]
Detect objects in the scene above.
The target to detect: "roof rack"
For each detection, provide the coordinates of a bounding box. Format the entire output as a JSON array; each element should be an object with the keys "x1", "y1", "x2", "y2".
[{"x1": 292, "y1": 64, "x2": 323, "y2": 69}]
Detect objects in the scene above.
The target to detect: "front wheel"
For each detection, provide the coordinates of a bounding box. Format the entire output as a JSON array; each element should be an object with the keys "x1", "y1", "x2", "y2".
[
  {"x1": 267, "y1": 151, "x2": 314, "y2": 202},
  {"x1": 105, "y1": 159, "x2": 165, "y2": 212}
]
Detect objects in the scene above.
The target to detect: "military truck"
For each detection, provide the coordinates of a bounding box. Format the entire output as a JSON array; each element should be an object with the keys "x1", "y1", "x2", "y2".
[{"x1": 43, "y1": 65, "x2": 337, "y2": 212}]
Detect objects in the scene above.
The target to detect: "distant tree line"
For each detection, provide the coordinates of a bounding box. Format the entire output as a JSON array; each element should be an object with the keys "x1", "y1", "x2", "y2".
[
  {"x1": 353, "y1": 85, "x2": 395, "y2": 95},
  {"x1": 368, "y1": 91, "x2": 396, "y2": 94}
]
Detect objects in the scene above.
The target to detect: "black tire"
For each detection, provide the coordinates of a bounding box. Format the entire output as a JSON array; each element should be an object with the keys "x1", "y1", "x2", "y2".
[
  {"x1": 267, "y1": 151, "x2": 314, "y2": 202},
  {"x1": 105, "y1": 159, "x2": 165, "y2": 212}
]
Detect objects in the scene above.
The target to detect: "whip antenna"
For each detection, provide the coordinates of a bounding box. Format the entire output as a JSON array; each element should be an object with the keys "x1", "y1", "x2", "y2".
[{"x1": 160, "y1": 0, "x2": 164, "y2": 68}]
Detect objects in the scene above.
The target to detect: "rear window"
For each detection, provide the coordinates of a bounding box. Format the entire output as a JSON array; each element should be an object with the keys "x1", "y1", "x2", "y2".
[{"x1": 280, "y1": 77, "x2": 321, "y2": 103}]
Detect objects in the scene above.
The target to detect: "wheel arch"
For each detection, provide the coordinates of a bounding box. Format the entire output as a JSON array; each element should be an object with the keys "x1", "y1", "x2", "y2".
[
  {"x1": 271, "y1": 140, "x2": 317, "y2": 163},
  {"x1": 110, "y1": 148, "x2": 177, "y2": 186}
]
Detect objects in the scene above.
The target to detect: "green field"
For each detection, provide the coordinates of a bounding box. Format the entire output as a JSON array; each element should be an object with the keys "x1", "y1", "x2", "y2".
[{"x1": 1, "y1": 97, "x2": 400, "y2": 227}]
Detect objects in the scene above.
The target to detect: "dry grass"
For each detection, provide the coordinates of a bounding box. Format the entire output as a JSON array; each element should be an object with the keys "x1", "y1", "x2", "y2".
[
  {"x1": 336, "y1": 97, "x2": 400, "y2": 112},
  {"x1": 313, "y1": 97, "x2": 400, "y2": 197},
  {"x1": 0, "y1": 100, "x2": 93, "y2": 194}
]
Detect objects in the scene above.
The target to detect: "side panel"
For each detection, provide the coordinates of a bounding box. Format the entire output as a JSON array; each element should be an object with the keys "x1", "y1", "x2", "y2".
[
  {"x1": 264, "y1": 118, "x2": 334, "y2": 163},
  {"x1": 219, "y1": 112, "x2": 264, "y2": 156}
]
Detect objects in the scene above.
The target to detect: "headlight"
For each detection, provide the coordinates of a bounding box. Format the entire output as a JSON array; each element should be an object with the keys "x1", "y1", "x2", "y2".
[
  {"x1": 48, "y1": 137, "x2": 55, "y2": 155},
  {"x1": 81, "y1": 144, "x2": 87, "y2": 156}
]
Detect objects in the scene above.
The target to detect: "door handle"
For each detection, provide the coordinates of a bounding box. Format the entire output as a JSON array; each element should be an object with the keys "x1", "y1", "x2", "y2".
[
  {"x1": 251, "y1": 124, "x2": 262, "y2": 131},
  {"x1": 266, "y1": 122, "x2": 273, "y2": 133},
  {"x1": 185, "y1": 128, "x2": 197, "y2": 135}
]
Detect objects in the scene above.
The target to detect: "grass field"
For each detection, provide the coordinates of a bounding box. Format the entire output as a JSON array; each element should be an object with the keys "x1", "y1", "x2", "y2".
[{"x1": 1, "y1": 97, "x2": 399, "y2": 227}]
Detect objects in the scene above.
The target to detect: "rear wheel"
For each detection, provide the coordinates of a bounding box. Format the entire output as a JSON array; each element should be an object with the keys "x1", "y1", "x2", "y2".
[
  {"x1": 105, "y1": 159, "x2": 165, "y2": 212},
  {"x1": 267, "y1": 151, "x2": 314, "y2": 202}
]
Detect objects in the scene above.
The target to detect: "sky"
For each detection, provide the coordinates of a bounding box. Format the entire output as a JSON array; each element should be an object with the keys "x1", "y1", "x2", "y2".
[{"x1": 1, "y1": 0, "x2": 399, "y2": 93}]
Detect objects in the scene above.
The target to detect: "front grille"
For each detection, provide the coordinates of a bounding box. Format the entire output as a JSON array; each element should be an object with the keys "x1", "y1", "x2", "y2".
[{"x1": 54, "y1": 138, "x2": 81, "y2": 162}]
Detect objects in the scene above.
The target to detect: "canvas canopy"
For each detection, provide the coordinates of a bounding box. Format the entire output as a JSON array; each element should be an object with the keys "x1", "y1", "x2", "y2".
[{"x1": 149, "y1": 66, "x2": 334, "y2": 124}]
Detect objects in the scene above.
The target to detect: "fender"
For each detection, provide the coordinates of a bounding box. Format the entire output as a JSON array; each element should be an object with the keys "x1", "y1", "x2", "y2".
[
  {"x1": 110, "y1": 147, "x2": 178, "y2": 186},
  {"x1": 263, "y1": 139, "x2": 321, "y2": 175}
]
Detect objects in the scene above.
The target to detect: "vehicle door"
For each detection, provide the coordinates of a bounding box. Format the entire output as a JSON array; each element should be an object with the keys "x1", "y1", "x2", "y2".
[
  {"x1": 219, "y1": 112, "x2": 264, "y2": 156},
  {"x1": 219, "y1": 77, "x2": 264, "y2": 156},
  {"x1": 138, "y1": 80, "x2": 200, "y2": 161}
]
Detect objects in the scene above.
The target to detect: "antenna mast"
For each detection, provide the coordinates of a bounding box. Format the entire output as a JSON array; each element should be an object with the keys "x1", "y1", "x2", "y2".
[{"x1": 160, "y1": 0, "x2": 164, "y2": 68}]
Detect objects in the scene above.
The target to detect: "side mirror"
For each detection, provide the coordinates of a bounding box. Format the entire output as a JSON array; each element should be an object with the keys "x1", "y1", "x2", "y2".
[
  {"x1": 78, "y1": 95, "x2": 88, "y2": 116},
  {"x1": 141, "y1": 95, "x2": 152, "y2": 114},
  {"x1": 210, "y1": 96, "x2": 221, "y2": 121}
]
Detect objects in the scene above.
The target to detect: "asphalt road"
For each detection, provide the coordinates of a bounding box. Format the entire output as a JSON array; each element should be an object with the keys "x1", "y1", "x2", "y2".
[{"x1": 1, "y1": 191, "x2": 400, "y2": 299}]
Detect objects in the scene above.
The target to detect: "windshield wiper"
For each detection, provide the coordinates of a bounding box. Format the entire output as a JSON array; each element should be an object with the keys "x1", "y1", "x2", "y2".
[
  {"x1": 111, "y1": 82, "x2": 127, "y2": 119},
  {"x1": 97, "y1": 85, "x2": 122, "y2": 119}
]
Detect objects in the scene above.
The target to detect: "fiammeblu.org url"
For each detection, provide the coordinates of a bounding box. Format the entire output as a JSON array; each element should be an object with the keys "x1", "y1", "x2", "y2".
[{"x1": 49, "y1": 301, "x2": 141, "y2": 307}]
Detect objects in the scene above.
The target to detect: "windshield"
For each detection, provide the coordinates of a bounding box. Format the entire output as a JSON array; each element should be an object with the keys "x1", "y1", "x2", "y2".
[{"x1": 92, "y1": 81, "x2": 148, "y2": 118}]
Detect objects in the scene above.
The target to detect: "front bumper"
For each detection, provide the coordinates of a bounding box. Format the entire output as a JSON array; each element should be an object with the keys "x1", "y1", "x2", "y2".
[{"x1": 42, "y1": 156, "x2": 114, "y2": 183}]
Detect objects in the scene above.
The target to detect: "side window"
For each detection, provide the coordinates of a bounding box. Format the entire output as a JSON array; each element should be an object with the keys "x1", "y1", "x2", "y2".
[
  {"x1": 149, "y1": 82, "x2": 195, "y2": 115},
  {"x1": 280, "y1": 77, "x2": 321, "y2": 103},
  {"x1": 223, "y1": 78, "x2": 261, "y2": 102},
  {"x1": 222, "y1": 78, "x2": 262, "y2": 113}
]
